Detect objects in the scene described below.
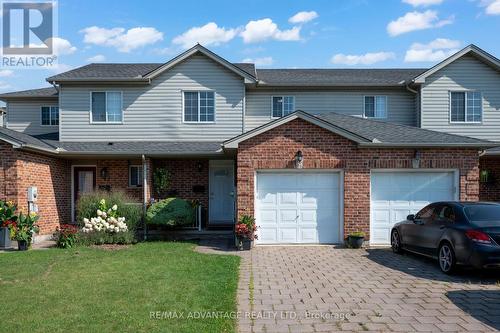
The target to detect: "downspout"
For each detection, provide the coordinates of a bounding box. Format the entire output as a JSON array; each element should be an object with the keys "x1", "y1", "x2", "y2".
[{"x1": 142, "y1": 154, "x2": 148, "y2": 241}]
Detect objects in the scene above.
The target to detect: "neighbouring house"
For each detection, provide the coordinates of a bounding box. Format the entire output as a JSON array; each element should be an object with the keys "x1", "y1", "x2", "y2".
[
  {"x1": 0, "y1": 106, "x2": 5, "y2": 127},
  {"x1": 0, "y1": 44, "x2": 499, "y2": 245}
]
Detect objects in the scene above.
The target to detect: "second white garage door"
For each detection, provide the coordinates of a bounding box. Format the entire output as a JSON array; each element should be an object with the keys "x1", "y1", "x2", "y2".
[
  {"x1": 256, "y1": 172, "x2": 342, "y2": 244},
  {"x1": 370, "y1": 171, "x2": 458, "y2": 245}
]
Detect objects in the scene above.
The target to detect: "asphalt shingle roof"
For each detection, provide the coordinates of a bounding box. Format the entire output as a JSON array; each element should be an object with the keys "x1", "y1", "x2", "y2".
[
  {"x1": 46, "y1": 63, "x2": 162, "y2": 81},
  {"x1": 0, "y1": 87, "x2": 58, "y2": 98},
  {"x1": 0, "y1": 127, "x2": 57, "y2": 150},
  {"x1": 314, "y1": 112, "x2": 491, "y2": 145}
]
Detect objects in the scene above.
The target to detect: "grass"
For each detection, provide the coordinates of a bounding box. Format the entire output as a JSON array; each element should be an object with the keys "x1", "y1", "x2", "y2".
[{"x1": 0, "y1": 242, "x2": 240, "y2": 333}]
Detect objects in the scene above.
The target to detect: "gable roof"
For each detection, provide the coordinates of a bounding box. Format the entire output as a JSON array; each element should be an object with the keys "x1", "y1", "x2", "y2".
[
  {"x1": 413, "y1": 44, "x2": 500, "y2": 84},
  {"x1": 0, "y1": 87, "x2": 58, "y2": 99},
  {"x1": 223, "y1": 111, "x2": 495, "y2": 149}
]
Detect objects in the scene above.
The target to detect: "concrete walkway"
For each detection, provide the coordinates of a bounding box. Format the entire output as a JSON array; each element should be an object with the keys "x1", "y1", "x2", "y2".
[{"x1": 237, "y1": 246, "x2": 500, "y2": 333}]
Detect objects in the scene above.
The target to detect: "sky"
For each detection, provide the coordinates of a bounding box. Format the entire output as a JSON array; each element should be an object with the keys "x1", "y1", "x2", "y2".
[{"x1": 1, "y1": 0, "x2": 499, "y2": 94}]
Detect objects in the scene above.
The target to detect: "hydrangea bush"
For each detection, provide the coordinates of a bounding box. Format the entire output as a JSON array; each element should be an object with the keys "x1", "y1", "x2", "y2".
[{"x1": 82, "y1": 199, "x2": 128, "y2": 233}]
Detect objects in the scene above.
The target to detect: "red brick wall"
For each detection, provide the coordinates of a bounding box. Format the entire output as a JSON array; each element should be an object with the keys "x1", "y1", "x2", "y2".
[
  {"x1": 152, "y1": 159, "x2": 209, "y2": 207},
  {"x1": 0, "y1": 142, "x2": 71, "y2": 235},
  {"x1": 95, "y1": 159, "x2": 144, "y2": 202},
  {"x1": 479, "y1": 156, "x2": 500, "y2": 202},
  {"x1": 237, "y1": 119, "x2": 480, "y2": 239}
]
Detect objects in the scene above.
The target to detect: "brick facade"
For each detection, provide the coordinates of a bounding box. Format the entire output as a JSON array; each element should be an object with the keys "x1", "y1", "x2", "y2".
[
  {"x1": 0, "y1": 142, "x2": 71, "y2": 235},
  {"x1": 479, "y1": 156, "x2": 500, "y2": 202},
  {"x1": 236, "y1": 119, "x2": 481, "y2": 239}
]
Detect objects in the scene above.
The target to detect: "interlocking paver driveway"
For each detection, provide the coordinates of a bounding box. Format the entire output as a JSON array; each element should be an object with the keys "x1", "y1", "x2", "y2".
[{"x1": 237, "y1": 246, "x2": 500, "y2": 333}]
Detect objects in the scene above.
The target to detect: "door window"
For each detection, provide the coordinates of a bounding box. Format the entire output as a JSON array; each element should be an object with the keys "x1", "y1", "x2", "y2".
[{"x1": 437, "y1": 205, "x2": 456, "y2": 223}]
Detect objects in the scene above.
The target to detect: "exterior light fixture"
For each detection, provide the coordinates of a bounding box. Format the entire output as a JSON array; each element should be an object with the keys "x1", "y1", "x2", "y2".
[
  {"x1": 294, "y1": 150, "x2": 304, "y2": 169},
  {"x1": 412, "y1": 150, "x2": 421, "y2": 169},
  {"x1": 197, "y1": 162, "x2": 203, "y2": 172},
  {"x1": 100, "y1": 167, "x2": 109, "y2": 180}
]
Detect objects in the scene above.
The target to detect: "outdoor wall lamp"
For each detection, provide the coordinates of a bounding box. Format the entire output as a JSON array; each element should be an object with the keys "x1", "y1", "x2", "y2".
[
  {"x1": 100, "y1": 167, "x2": 109, "y2": 180},
  {"x1": 412, "y1": 150, "x2": 421, "y2": 169},
  {"x1": 197, "y1": 162, "x2": 203, "y2": 172},
  {"x1": 294, "y1": 150, "x2": 304, "y2": 169}
]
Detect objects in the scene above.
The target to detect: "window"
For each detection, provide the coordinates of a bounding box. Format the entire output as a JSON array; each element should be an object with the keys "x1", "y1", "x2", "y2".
[
  {"x1": 41, "y1": 106, "x2": 59, "y2": 126},
  {"x1": 272, "y1": 96, "x2": 295, "y2": 118},
  {"x1": 129, "y1": 165, "x2": 143, "y2": 187},
  {"x1": 416, "y1": 204, "x2": 435, "y2": 220},
  {"x1": 437, "y1": 205, "x2": 456, "y2": 223},
  {"x1": 364, "y1": 96, "x2": 387, "y2": 118},
  {"x1": 450, "y1": 91, "x2": 482, "y2": 123},
  {"x1": 91, "y1": 92, "x2": 123, "y2": 123},
  {"x1": 183, "y1": 91, "x2": 215, "y2": 122}
]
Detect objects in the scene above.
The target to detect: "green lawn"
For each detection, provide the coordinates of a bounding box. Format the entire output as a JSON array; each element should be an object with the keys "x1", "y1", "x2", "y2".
[{"x1": 0, "y1": 242, "x2": 240, "y2": 333}]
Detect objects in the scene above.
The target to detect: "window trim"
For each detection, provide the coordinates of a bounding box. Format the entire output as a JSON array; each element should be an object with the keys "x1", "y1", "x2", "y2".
[
  {"x1": 270, "y1": 95, "x2": 295, "y2": 119},
  {"x1": 89, "y1": 91, "x2": 124, "y2": 124},
  {"x1": 40, "y1": 106, "x2": 59, "y2": 126},
  {"x1": 363, "y1": 95, "x2": 388, "y2": 119},
  {"x1": 128, "y1": 165, "x2": 143, "y2": 188},
  {"x1": 181, "y1": 90, "x2": 216, "y2": 124},
  {"x1": 448, "y1": 90, "x2": 483, "y2": 124}
]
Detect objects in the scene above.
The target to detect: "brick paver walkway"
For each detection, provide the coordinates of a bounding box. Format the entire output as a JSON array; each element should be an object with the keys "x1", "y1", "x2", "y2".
[{"x1": 237, "y1": 246, "x2": 500, "y2": 333}]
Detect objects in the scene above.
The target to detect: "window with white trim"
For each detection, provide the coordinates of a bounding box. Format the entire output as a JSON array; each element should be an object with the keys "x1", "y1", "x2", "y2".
[
  {"x1": 272, "y1": 96, "x2": 295, "y2": 118},
  {"x1": 183, "y1": 91, "x2": 215, "y2": 122},
  {"x1": 450, "y1": 91, "x2": 482, "y2": 123},
  {"x1": 129, "y1": 165, "x2": 143, "y2": 187},
  {"x1": 91, "y1": 91, "x2": 123, "y2": 123},
  {"x1": 41, "y1": 106, "x2": 59, "y2": 125},
  {"x1": 364, "y1": 96, "x2": 387, "y2": 118}
]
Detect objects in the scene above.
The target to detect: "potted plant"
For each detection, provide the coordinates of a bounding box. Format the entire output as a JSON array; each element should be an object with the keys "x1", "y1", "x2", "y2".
[
  {"x1": 0, "y1": 200, "x2": 18, "y2": 248},
  {"x1": 13, "y1": 211, "x2": 39, "y2": 251},
  {"x1": 235, "y1": 215, "x2": 257, "y2": 250},
  {"x1": 347, "y1": 231, "x2": 365, "y2": 249}
]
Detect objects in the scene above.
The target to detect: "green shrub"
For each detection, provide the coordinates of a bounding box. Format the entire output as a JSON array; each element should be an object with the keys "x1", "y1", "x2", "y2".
[
  {"x1": 146, "y1": 198, "x2": 195, "y2": 227},
  {"x1": 77, "y1": 230, "x2": 137, "y2": 246},
  {"x1": 76, "y1": 191, "x2": 142, "y2": 231}
]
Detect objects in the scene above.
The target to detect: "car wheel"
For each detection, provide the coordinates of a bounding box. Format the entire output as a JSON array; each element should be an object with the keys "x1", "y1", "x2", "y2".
[
  {"x1": 438, "y1": 242, "x2": 456, "y2": 274},
  {"x1": 391, "y1": 230, "x2": 403, "y2": 254}
]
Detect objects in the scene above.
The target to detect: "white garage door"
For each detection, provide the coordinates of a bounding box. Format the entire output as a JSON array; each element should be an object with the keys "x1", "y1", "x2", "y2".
[
  {"x1": 370, "y1": 171, "x2": 457, "y2": 245},
  {"x1": 256, "y1": 172, "x2": 342, "y2": 244}
]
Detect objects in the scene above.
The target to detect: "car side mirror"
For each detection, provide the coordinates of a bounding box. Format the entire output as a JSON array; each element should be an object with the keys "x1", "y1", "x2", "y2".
[{"x1": 407, "y1": 214, "x2": 415, "y2": 221}]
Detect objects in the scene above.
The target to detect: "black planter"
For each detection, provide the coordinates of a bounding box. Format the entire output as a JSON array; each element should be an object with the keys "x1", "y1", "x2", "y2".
[
  {"x1": 237, "y1": 237, "x2": 253, "y2": 251},
  {"x1": 0, "y1": 226, "x2": 11, "y2": 248},
  {"x1": 347, "y1": 236, "x2": 364, "y2": 249},
  {"x1": 17, "y1": 240, "x2": 28, "y2": 251}
]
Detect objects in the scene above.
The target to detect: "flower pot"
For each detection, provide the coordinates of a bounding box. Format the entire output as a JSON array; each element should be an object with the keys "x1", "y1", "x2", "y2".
[
  {"x1": 17, "y1": 240, "x2": 28, "y2": 251},
  {"x1": 237, "y1": 237, "x2": 253, "y2": 251},
  {"x1": 347, "y1": 236, "x2": 364, "y2": 249},
  {"x1": 0, "y1": 226, "x2": 11, "y2": 248}
]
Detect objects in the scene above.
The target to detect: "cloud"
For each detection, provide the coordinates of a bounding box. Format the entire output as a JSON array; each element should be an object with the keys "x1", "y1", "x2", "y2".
[
  {"x1": 288, "y1": 11, "x2": 319, "y2": 24},
  {"x1": 402, "y1": 0, "x2": 444, "y2": 7},
  {"x1": 81, "y1": 26, "x2": 163, "y2": 52},
  {"x1": 0, "y1": 81, "x2": 11, "y2": 90},
  {"x1": 404, "y1": 38, "x2": 460, "y2": 62},
  {"x1": 172, "y1": 22, "x2": 239, "y2": 49},
  {"x1": 387, "y1": 10, "x2": 454, "y2": 36},
  {"x1": 0, "y1": 70, "x2": 14, "y2": 77},
  {"x1": 330, "y1": 52, "x2": 396, "y2": 65},
  {"x1": 50, "y1": 37, "x2": 77, "y2": 55},
  {"x1": 482, "y1": 0, "x2": 500, "y2": 15},
  {"x1": 86, "y1": 54, "x2": 106, "y2": 62},
  {"x1": 240, "y1": 18, "x2": 301, "y2": 43},
  {"x1": 242, "y1": 56, "x2": 274, "y2": 66}
]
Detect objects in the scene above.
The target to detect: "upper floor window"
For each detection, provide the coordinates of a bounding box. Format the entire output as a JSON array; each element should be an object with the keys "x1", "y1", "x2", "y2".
[
  {"x1": 272, "y1": 96, "x2": 295, "y2": 118},
  {"x1": 364, "y1": 96, "x2": 387, "y2": 119},
  {"x1": 129, "y1": 165, "x2": 143, "y2": 187},
  {"x1": 41, "y1": 106, "x2": 59, "y2": 126},
  {"x1": 450, "y1": 91, "x2": 482, "y2": 123},
  {"x1": 91, "y1": 91, "x2": 123, "y2": 123},
  {"x1": 183, "y1": 91, "x2": 215, "y2": 122}
]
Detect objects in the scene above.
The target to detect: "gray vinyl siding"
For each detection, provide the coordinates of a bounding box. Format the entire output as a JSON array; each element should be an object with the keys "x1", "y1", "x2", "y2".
[
  {"x1": 421, "y1": 55, "x2": 500, "y2": 142},
  {"x1": 245, "y1": 89, "x2": 416, "y2": 131},
  {"x1": 59, "y1": 54, "x2": 244, "y2": 141},
  {"x1": 6, "y1": 100, "x2": 59, "y2": 135}
]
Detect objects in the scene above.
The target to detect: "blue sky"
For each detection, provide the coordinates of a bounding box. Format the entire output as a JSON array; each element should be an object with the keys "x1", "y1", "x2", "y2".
[{"x1": 1, "y1": 0, "x2": 499, "y2": 93}]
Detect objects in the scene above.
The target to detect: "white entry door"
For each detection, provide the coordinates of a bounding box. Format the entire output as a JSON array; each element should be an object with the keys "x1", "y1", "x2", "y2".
[
  {"x1": 209, "y1": 160, "x2": 235, "y2": 224},
  {"x1": 370, "y1": 171, "x2": 457, "y2": 245},
  {"x1": 256, "y1": 171, "x2": 342, "y2": 244}
]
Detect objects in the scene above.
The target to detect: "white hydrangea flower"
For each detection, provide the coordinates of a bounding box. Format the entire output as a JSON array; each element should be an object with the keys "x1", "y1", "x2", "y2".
[
  {"x1": 112, "y1": 204, "x2": 118, "y2": 211},
  {"x1": 97, "y1": 209, "x2": 102, "y2": 216}
]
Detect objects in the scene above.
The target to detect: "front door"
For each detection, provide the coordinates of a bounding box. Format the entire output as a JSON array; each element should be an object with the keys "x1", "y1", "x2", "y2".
[
  {"x1": 209, "y1": 160, "x2": 235, "y2": 224},
  {"x1": 73, "y1": 167, "x2": 96, "y2": 222}
]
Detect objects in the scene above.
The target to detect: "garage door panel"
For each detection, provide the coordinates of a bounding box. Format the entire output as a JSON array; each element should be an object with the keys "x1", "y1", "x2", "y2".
[
  {"x1": 256, "y1": 172, "x2": 341, "y2": 244},
  {"x1": 259, "y1": 209, "x2": 277, "y2": 226},
  {"x1": 370, "y1": 171, "x2": 455, "y2": 245},
  {"x1": 259, "y1": 227, "x2": 277, "y2": 243}
]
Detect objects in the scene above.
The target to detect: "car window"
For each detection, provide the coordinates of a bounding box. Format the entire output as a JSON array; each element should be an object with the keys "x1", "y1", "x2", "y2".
[
  {"x1": 416, "y1": 205, "x2": 435, "y2": 219},
  {"x1": 437, "y1": 205, "x2": 456, "y2": 222}
]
